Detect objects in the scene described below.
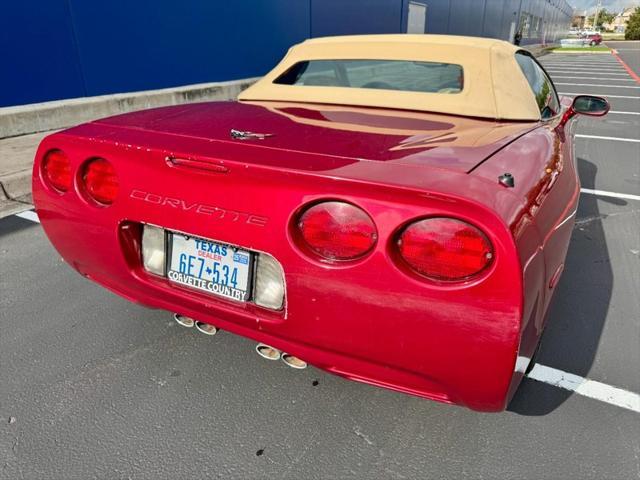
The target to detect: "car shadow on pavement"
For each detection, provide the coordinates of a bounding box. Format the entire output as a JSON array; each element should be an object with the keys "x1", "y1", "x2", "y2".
[
  {"x1": 509, "y1": 158, "x2": 625, "y2": 415},
  {"x1": 0, "y1": 214, "x2": 39, "y2": 238}
]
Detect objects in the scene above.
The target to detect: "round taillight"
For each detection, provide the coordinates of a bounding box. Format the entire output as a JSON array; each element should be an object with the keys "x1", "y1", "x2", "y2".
[
  {"x1": 42, "y1": 149, "x2": 72, "y2": 192},
  {"x1": 398, "y1": 218, "x2": 493, "y2": 281},
  {"x1": 82, "y1": 158, "x2": 119, "y2": 205},
  {"x1": 298, "y1": 201, "x2": 377, "y2": 260}
]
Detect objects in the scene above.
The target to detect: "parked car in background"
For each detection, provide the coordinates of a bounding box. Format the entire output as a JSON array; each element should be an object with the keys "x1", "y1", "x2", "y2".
[
  {"x1": 32, "y1": 35, "x2": 609, "y2": 412},
  {"x1": 582, "y1": 32, "x2": 603, "y2": 45}
]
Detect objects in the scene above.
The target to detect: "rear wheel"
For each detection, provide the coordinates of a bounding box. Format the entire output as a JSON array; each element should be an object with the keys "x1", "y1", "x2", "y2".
[{"x1": 590, "y1": 40, "x2": 596, "y2": 46}]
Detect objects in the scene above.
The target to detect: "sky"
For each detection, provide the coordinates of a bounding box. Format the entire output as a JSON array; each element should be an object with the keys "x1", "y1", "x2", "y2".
[{"x1": 569, "y1": 0, "x2": 639, "y2": 13}]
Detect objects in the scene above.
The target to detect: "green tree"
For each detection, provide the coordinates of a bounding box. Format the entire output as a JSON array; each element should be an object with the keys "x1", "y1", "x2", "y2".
[
  {"x1": 626, "y1": 7, "x2": 640, "y2": 40},
  {"x1": 589, "y1": 9, "x2": 616, "y2": 29}
]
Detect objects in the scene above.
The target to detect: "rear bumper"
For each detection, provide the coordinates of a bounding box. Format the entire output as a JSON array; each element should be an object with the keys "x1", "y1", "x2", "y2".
[{"x1": 33, "y1": 130, "x2": 526, "y2": 412}]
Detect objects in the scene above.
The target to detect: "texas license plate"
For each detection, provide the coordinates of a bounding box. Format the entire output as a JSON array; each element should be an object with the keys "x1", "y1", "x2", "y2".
[{"x1": 167, "y1": 234, "x2": 252, "y2": 302}]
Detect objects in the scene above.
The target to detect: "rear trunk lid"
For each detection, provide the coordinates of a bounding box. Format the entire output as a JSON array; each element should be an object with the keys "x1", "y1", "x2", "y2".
[{"x1": 93, "y1": 101, "x2": 538, "y2": 173}]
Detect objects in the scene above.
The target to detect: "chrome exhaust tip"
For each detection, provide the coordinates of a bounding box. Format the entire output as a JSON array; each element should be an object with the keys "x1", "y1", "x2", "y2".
[
  {"x1": 255, "y1": 343, "x2": 282, "y2": 361},
  {"x1": 173, "y1": 313, "x2": 195, "y2": 328},
  {"x1": 281, "y1": 353, "x2": 307, "y2": 370},
  {"x1": 195, "y1": 321, "x2": 218, "y2": 336}
]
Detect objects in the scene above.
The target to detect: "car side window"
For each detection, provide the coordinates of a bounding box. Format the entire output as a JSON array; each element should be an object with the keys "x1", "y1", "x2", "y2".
[{"x1": 515, "y1": 52, "x2": 560, "y2": 120}]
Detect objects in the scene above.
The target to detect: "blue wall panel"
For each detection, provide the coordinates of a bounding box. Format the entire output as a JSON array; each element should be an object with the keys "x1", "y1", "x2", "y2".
[
  {"x1": 483, "y1": 0, "x2": 509, "y2": 40},
  {"x1": 69, "y1": 0, "x2": 310, "y2": 96},
  {"x1": 1, "y1": 0, "x2": 573, "y2": 108},
  {"x1": 424, "y1": 0, "x2": 451, "y2": 34},
  {"x1": 1, "y1": 1, "x2": 86, "y2": 106},
  {"x1": 311, "y1": 0, "x2": 403, "y2": 37},
  {"x1": 447, "y1": 0, "x2": 486, "y2": 37}
]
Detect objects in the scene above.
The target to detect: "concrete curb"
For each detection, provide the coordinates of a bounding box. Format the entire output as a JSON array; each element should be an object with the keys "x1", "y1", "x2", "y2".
[
  {"x1": 524, "y1": 43, "x2": 559, "y2": 57},
  {"x1": 0, "y1": 198, "x2": 32, "y2": 219},
  {"x1": 0, "y1": 77, "x2": 259, "y2": 139},
  {"x1": 1, "y1": 170, "x2": 31, "y2": 201}
]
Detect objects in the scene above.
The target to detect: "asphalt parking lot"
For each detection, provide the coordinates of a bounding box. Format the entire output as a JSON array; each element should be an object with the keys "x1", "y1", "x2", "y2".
[{"x1": 1, "y1": 44, "x2": 639, "y2": 479}]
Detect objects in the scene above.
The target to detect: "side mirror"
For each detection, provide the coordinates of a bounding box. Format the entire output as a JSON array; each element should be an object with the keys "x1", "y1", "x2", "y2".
[
  {"x1": 572, "y1": 95, "x2": 610, "y2": 116},
  {"x1": 559, "y1": 95, "x2": 609, "y2": 127}
]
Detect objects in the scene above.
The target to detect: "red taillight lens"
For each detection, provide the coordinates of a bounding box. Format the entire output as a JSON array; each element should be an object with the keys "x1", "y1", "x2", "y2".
[
  {"x1": 298, "y1": 201, "x2": 377, "y2": 260},
  {"x1": 82, "y1": 158, "x2": 118, "y2": 205},
  {"x1": 42, "y1": 149, "x2": 72, "y2": 192},
  {"x1": 398, "y1": 218, "x2": 493, "y2": 281}
]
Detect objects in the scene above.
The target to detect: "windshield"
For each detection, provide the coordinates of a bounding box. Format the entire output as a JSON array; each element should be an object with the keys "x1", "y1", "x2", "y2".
[{"x1": 274, "y1": 59, "x2": 464, "y2": 94}]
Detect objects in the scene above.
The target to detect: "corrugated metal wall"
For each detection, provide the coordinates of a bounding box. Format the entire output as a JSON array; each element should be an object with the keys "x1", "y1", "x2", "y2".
[{"x1": 0, "y1": 0, "x2": 572, "y2": 108}]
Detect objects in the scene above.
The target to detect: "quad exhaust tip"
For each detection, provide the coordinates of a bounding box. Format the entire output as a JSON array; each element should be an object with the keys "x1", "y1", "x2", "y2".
[
  {"x1": 281, "y1": 353, "x2": 307, "y2": 370},
  {"x1": 195, "y1": 321, "x2": 218, "y2": 336},
  {"x1": 256, "y1": 343, "x2": 282, "y2": 361},
  {"x1": 174, "y1": 313, "x2": 195, "y2": 328},
  {"x1": 255, "y1": 343, "x2": 307, "y2": 369},
  {"x1": 173, "y1": 314, "x2": 218, "y2": 335}
]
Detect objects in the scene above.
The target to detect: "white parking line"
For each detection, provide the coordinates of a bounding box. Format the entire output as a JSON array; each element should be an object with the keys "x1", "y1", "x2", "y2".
[
  {"x1": 608, "y1": 111, "x2": 640, "y2": 115},
  {"x1": 555, "y1": 83, "x2": 640, "y2": 89},
  {"x1": 14, "y1": 210, "x2": 40, "y2": 223},
  {"x1": 542, "y1": 63, "x2": 621, "y2": 67},
  {"x1": 576, "y1": 134, "x2": 640, "y2": 143},
  {"x1": 580, "y1": 188, "x2": 640, "y2": 202},
  {"x1": 544, "y1": 62, "x2": 620, "y2": 64},
  {"x1": 544, "y1": 64, "x2": 624, "y2": 67},
  {"x1": 547, "y1": 71, "x2": 630, "y2": 76},
  {"x1": 527, "y1": 364, "x2": 640, "y2": 413},
  {"x1": 551, "y1": 76, "x2": 636, "y2": 81},
  {"x1": 559, "y1": 92, "x2": 640, "y2": 99},
  {"x1": 542, "y1": 63, "x2": 624, "y2": 72},
  {"x1": 544, "y1": 68, "x2": 627, "y2": 73}
]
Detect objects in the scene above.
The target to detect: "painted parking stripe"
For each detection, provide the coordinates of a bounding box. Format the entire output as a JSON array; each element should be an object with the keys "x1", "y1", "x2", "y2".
[
  {"x1": 527, "y1": 364, "x2": 640, "y2": 413},
  {"x1": 543, "y1": 67, "x2": 626, "y2": 72},
  {"x1": 542, "y1": 58, "x2": 620, "y2": 66},
  {"x1": 576, "y1": 134, "x2": 640, "y2": 143},
  {"x1": 554, "y1": 83, "x2": 640, "y2": 89},
  {"x1": 559, "y1": 92, "x2": 640, "y2": 99},
  {"x1": 612, "y1": 49, "x2": 640, "y2": 84},
  {"x1": 14, "y1": 210, "x2": 40, "y2": 223},
  {"x1": 544, "y1": 62, "x2": 621, "y2": 65},
  {"x1": 541, "y1": 60, "x2": 620, "y2": 63},
  {"x1": 543, "y1": 60, "x2": 619, "y2": 63},
  {"x1": 580, "y1": 188, "x2": 640, "y2": 202},
  {"x1": 546, "y1": 71, "x2": 631, "y2": 76},
  {"x1": 608, "y1": 111, "x2": 640, "y2": 115},
  {"x1": 542, "y1": 63, "x2": 621, "y2": 67},
  {"x1": 542, "y1": 63, "x2": 624, "y2": 68},
  {"x1": 550, "y1": 76, "x2": 636, "y2": 81},
  {"x1": 543, "y1": 63, "x2": 623, "y2": 66}
]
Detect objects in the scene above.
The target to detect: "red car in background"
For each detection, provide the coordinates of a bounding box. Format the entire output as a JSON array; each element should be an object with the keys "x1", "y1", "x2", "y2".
[
  {"x1": 583, "y1": 32, "x2": 603, "y2": 45},
  {"x1": 32, "y1": 35, "x2": 609, "y2": 411}
]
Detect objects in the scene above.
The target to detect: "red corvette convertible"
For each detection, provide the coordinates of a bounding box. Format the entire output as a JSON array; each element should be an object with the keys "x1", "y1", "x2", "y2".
[{"x1": 32, "y1": 35, "x2": 609, "y2": 411}]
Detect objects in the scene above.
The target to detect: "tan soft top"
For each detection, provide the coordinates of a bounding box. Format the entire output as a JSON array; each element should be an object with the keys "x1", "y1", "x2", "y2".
[{"x1": 238, "y1": 34, "x2": 541, "y2": 121}]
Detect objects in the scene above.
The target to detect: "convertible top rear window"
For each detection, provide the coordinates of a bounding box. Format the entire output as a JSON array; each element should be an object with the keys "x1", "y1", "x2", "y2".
[{"x1": 274, "y1": 60, "x2": 464, "y2": 94}]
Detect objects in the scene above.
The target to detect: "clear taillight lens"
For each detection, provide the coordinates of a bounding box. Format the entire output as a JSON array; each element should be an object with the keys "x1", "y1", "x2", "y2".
[
  {"x1": 142, "y1": 225, "x2": 166, "y2": 275},
  {"x1": 254, "y1": 253, "x2": 285, "y2": 310},
  {"x1": 398, "y1": 218, "x2": 493, "y2": 281},
  {"x1": 82, "y1": 158, "x2": 119, "y2": 205},
  {"x1": 42, "y1": 149, "x2": 72, "y2": 192},
  {"x1": 297, "y1": 201, "x2": 377, "y2": 260}
]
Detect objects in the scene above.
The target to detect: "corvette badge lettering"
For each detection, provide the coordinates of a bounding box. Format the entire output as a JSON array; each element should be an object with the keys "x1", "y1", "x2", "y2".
[{"x1": 130, "y1": 190, "x2": 268, "y2": 227}]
